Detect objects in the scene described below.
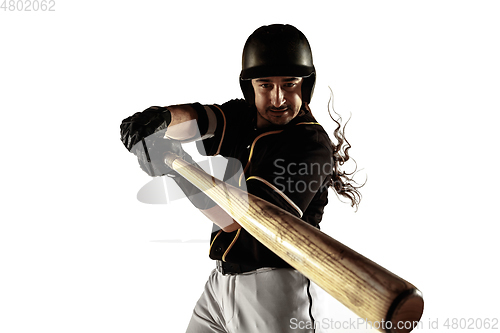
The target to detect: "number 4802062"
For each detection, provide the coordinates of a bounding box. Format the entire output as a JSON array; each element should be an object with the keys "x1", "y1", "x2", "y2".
[{"x1": 1, "y1": 0, "x2": 56, "y2": 11}]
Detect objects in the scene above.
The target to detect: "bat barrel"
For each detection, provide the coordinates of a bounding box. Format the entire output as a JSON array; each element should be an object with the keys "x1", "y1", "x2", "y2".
[{"x1": 385, "y1": 288, "x2": 424, "y2": 333}]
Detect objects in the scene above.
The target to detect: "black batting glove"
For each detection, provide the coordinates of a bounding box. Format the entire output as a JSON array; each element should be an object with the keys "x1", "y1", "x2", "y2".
[
  {"x1": 132, "y1": 130, "x2": 187, "y2": 177},
  {"x1": 133, "y1": 132, "x2": 216, "y2": 210},
  {"x1": 120, "y1": 106, "x2": 172, "y2": 152}
]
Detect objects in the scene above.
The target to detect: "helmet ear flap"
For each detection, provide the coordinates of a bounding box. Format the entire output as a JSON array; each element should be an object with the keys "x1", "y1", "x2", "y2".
[
  {"x1": 239, "y1": 78, "x2": 255, "y2": 106},
  {"x1": 301, "y1": 72, "x2": 316, "y2": 105}
]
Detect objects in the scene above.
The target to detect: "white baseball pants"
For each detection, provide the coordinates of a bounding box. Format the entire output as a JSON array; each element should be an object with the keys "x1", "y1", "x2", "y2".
[{"x1": 185, "y1": 267, "x2": 328, "y2": 333}]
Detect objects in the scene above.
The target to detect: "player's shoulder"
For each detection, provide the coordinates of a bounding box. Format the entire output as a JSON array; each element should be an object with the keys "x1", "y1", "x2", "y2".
[
  {"x1": 288, "y1": 112, "x2": 331, "y2": 144},
  {"x1": 220, "y1": 98, "x2": 247, "y2": 107},
  {"x1": 218, "y1": 98, "x2": 248, "y2": 112},
  {"x1": 207, "y1": 99, "x2": 252, "y2": 122}
]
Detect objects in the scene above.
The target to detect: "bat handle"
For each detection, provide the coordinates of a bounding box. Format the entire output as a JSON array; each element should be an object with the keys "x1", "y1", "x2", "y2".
[{"x1": 164, "y1": 152, "x2": 180, "y2": 169}]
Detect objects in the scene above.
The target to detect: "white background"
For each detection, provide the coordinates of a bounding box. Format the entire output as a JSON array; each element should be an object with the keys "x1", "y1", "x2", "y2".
[{"x1": 1, "y1": 1, "x2": 499, "y2": 332}]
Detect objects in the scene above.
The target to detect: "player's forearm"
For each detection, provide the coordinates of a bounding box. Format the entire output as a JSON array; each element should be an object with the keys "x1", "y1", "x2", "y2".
[
  {"x1": 167, "y1": 104, "x2": 198, "y2": 125},
  {"x1": 162, "y1": 105, "x2": 239, "y2": 232},
  {"x1": 171, "y1": 172, "x2": 241, "y2": 232},
  {"x1": 200, "y1": 205, "x2": 242, "y2": 233},
  {"x1": 164, "y1": 104, "x2": 199, "y2": 141}
]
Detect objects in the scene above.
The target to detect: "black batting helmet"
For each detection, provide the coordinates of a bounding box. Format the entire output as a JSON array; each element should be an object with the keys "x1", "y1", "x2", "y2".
[{"x1": 239, "y1": 24, "x2": 316, "y2": 105}]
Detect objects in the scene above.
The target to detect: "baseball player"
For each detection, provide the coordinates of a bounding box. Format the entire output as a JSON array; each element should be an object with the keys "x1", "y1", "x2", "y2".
[{"x1": 120, "y1": 24, "x2": 361, "y2": 333}]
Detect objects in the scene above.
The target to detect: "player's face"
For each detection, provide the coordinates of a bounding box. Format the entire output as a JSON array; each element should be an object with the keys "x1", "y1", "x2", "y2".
[{"x1": 251, "y1": 76, "x2": 303, "y2": 128}]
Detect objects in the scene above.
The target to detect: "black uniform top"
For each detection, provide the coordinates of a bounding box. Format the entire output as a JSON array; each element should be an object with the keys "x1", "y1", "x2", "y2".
[{"x1": 196, "y1": 99, "x2": 333, "y2": 268}]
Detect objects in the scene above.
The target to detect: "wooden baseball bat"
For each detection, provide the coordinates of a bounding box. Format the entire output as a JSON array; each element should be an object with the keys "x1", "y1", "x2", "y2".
[{"x1": 164, "y1": 152, "x2": 424, "y2": 333}]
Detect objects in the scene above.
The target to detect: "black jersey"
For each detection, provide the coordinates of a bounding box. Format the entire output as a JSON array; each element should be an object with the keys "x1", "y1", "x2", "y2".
[{"x1": 196, "y1": 99, "x2": 333, "y2": 268}]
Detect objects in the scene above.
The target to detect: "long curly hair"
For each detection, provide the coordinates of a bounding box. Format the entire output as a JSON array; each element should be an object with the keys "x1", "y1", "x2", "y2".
[{"x1": 305, "y1": 91, "x2": 364, "y2": 210}]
